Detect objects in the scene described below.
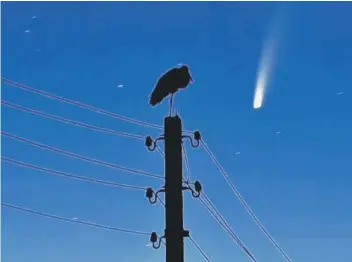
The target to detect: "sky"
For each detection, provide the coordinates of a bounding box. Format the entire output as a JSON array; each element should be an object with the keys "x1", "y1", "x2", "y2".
[{"x1": 1, "y1": 1, "x2": 352, "y2": 262}]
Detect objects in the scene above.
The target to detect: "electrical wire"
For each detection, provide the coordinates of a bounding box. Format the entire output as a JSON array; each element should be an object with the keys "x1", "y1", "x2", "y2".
[
  {"x1": 155, "y1": 145, "x2": 165, "y2": 158},
  {"x1": 2, "y1": 78, "x2": 196, "y2": 133},
  {"x1": 2, "y1": 78, "x2": 263, "y2": 259},
  {"x1": 2, "y1": 156, "x2": 147, "y2": 191},
  {"x1": 182, "y1": 143, "x2": 191, "y2": 182},
  {"x1": 157, "y1": 196, "x2": 165, "y2": 206},
  {"x1": 189, "y1": 235, "x2": 211, "y2": 262},
  {"x1": 2, "y1": 203, "x2": 150, "y2": 236},
  {"x1": 2, "y1": 131, "x2": 164, "y2": 180},
  {"x1": 199, "y1": 196, "x2": 257, "y2": 262},
  {"x1": 181, "y1": 145, "x2": 256, "y2": 261},
  {"x1": 201, "y1": 140, "x2": 292, "y2": 262},
  {"x1": 2, "y1": 100, "x2": 145, "y2": 140},
  {"x1": 2, "y1": 77, "x2": 163, "y2": 130}
]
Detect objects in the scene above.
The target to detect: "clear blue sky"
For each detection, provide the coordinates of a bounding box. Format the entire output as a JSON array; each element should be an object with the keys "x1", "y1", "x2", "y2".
[{"x1": 2, "y1": 2, "x2": 352, "y2": 262}]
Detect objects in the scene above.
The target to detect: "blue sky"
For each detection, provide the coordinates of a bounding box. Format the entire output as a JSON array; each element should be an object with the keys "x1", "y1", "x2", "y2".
[{"x1": 2, "y1": 2, "x2": 352, "y2": 261}]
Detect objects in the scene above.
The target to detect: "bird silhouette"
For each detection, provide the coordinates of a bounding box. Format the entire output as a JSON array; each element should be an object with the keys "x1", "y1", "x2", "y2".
[{"x1": 149, "y1": 64, "x2": 193, "y2": 116}]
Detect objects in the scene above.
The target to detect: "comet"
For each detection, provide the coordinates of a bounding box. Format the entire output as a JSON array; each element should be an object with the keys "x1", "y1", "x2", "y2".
[
  {"x1": 253, "y1": 36, "x2": 277, "y2": 110},
  {"x1": 253, "y1": 13, "x2": 283, "y2": 110}
]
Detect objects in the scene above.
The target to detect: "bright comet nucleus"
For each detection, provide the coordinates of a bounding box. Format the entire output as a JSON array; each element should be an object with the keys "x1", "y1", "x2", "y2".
[{"x1": 253, "y1": 79, "x2": 265, "y2": 109}]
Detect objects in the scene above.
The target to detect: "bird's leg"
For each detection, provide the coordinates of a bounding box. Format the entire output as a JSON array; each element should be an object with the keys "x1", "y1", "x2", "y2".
[{"x1": 169, "y1": 94, "x2": 174, "y2": 116}]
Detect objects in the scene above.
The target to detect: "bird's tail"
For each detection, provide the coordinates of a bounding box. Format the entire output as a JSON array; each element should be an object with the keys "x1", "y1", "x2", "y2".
[
  {"x1": 149, "y1": 96, "x2": 158, "y2": 106},
  {"x1": 149, "y1": 92, "x2": 165, "y2": 106}
]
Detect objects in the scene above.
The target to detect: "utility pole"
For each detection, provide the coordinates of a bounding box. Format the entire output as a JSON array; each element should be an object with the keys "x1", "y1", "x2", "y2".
[
  {"x1": 145, "y1": 115, "x2": 202, "y2": 262},
  {"x1": 164, "y1": 115, "x2": 186, "y2": 262}
]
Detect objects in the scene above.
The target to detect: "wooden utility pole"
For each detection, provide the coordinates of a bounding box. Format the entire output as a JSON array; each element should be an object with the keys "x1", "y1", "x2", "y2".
[
  {"x1": 164, "y1": 115, "x2": 186, "y2": 262},
  {"x1": 145, "y1": 115, "x2": 201, "y2": 262}
]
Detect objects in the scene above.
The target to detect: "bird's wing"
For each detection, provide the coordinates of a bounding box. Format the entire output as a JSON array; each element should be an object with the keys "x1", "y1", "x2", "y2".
[{"x1": 149, "y1": 68, "x2": 178, "y2": 106}]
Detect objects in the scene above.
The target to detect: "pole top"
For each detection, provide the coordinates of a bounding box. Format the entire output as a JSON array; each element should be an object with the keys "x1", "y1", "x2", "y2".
[{"x1": 164, "y1": 114, "x2": 182, "y2": 122}]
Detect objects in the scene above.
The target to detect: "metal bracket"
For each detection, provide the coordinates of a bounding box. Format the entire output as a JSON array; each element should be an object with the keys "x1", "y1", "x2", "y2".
[
  {"x1": 182, "y1": 180, "x2": 202, "y2": 198},
  {"x1": 150, "y1": 232, "x2": 164, "y2": 249},
  {"x1": 182, "y1": 130, "x2": 201, "y2": 148},
  {"x1": 145, "y1": 136, "x2": 164, "y2": 152},
  {"x1": 146, "y1": 187, "x2": 165, "y2": 204}
]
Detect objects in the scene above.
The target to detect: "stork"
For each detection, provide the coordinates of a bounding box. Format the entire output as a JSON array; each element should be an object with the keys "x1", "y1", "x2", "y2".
[{"x1": 149, "y1": 64, "x2": 193, "y2": 116}]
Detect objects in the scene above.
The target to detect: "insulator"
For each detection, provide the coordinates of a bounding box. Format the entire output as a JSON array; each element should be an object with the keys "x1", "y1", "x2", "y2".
[
  {"x1": 146, "y1": 188, "x2": 153, "y2": 199},
  {"x1": 194, "y1": 131, "x2": 201, "y2": 141},
  {"x1": 194, "y1": 181, "x2": 202, "y2": 192},
  {"x1": 150, "y1": 232, "x2": 158, "y2": 243},
  {"x1": 145, "y1": 136, "x2": 153, "y2": 147},
  {"x1": 183, "y1": 230, "x2": 190, "y2": 237}
]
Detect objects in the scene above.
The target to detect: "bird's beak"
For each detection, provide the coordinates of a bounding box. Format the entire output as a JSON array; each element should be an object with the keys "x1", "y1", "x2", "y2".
[{"x1": 189, "y1": 76, "x2": 194, "y2": 83}]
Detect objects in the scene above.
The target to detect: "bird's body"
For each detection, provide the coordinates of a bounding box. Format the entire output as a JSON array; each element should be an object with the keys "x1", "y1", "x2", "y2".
[{"x1": 149, "y1": 65, "x2": 193, "y2": 115}]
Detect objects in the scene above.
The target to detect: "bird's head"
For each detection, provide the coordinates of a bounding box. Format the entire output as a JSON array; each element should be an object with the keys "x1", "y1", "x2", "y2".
[{"x1": 179, "y1": 65, "x2": 193, "y2": 83}]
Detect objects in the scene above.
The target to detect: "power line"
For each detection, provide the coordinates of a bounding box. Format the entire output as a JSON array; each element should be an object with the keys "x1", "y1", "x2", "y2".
[
  {"x1": 188, "y1": 235, "x2": 211, "y2": 262},
  {"x1": 182, "y1": 143, "x2": 191, "y2": 182},
  {"x1": 181, "y1": 144, "x2": 256, "y2": 261},
  {"x1": 2, "y1": 203, "x2": 150, "y2": 236},
  {"x1": 1, "y1": 78, "x2": 277, "y2": 261},
  {"x1": 2, "y1": 131, "x2": 164, "y2": 180},
  {"x1": 2, "y1": 78, "x2": 195, "y2": 134},
  {"x1": 2, "y1": 156, "x2": 147, "y2": 191},
  {"x1": 156, "y1": 145, "x2": 165, "y2": 158},
  {"x1": 2, "y1": 77, "x2": 163, "y2": 130},
  {"x1": 2, "y1": 100, "x2": 146, "y2": 140},
  {"x1": 201, "y1": 140, "x2": 292, "y2": 262},
  {"x1": 201, "y1": 194, "x2": 257, "y2": 261},
  {"x1": 199, "y1": 196, "x2": 257, "y2": 262}
]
